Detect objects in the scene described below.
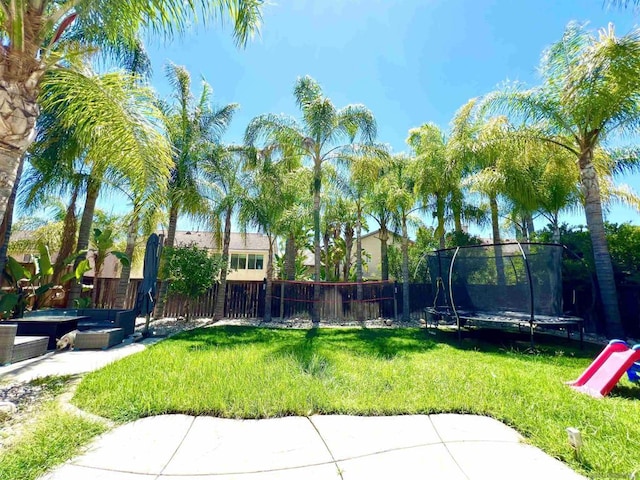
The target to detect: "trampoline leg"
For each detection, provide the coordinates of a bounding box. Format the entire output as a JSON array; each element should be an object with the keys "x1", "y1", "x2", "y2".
[{"x1": 530, "y1": 324, "x2": 534, "y2": 349}]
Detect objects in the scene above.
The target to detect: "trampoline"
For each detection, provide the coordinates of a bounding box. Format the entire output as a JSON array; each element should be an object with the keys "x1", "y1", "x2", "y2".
[{"x1": 425, "y1": 242, "x2": 585, "y2": 346}]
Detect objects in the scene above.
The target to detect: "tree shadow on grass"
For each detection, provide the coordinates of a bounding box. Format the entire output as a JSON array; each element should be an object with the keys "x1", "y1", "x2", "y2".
[
  {"x1": 437, "y1": 327, "x2": 601, "y2": 362},
  {"x1": 269, "y1": 327, "x2": 439, "y2": 368},
  {"x1": 165, "y1": 325, "x2": 307, "y2": 352},
  {"x1": 163, "y1": 324, "x2": 597, "y2": 369},
  {"x1": 165, "y1": 325, "x2": 439, "y2": 359}
]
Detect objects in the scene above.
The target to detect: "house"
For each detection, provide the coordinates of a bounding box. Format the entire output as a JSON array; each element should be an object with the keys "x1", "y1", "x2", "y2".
[
  {"x1": 299, "y1": 229, "x2": 411, "y2": 281},
  {"x1": 8, "y1": 230, "x2": 273, "y2": 282},
  {"x1": 360, "y1": 229, "x2": 405, "y2": 280}
]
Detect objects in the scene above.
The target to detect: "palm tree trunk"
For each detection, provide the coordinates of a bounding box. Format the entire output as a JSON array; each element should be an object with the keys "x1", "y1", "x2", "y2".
[
  {"x1": 323, "y1": 229, "x2": 331, "y2": 280},
  {"x1": 156, "y1": 204, "x2": 179, "y2": 318},
  {"x1": 213, "y1": 206, "x2": 232, "y2": 321},
  {"x1": 264, "y1": 236, "x2": 275, "y2": 322},
  {"x1": 401, "y1": 214, "x2": 410, "y2": 321},
  {"x1": 379, "y1": 226, "x2": 389, "y2": 281},
  {"x1": 452, "y1": 190, "x2": 464, "y2": 233},
  {"x1": 550, "y1": 214, "x2": 562, "y2": 315},
  {"x1": 284, "y1": 233, "x2": 296, "y2": 280},
  {"x1": 115, "y1": 212, "x2": 139, "y2": 309},
  {"x1": 312, "y1": 162, "x2": 321, "y2": 323},
  {"x1": 525, "y1": 214, "x2": 535, "y2": 240},
  {"x1": 490, "y1": 194, "x2": 506, "y2": 286},
  {"x1": 0, "y1": 157, "x2": 24, "y2": 275},
  {"x1": 436, "y1": 195, "x2": 446, "y2": 249},
  {"x1": 580, "y1": 149, "x2": 624, "y2": 337},
  {"x1": 53, "y1": 186, "x2": 79, "y2": 284},
  {"x1": 355, "y1": 209, "x2": 364, "y2": 322},
  {"x1": 333, "y1": 227, "x2": 341, "y2": 280},
  {"x1": 343, "y1": 222, "x2": 354, "y2": 282},
  {"x1": 68, "y1": 177, "x2": 101, "y2": 307},
  {"x1": 0, "y1": 76, "x2": 41, "y2": 224}
]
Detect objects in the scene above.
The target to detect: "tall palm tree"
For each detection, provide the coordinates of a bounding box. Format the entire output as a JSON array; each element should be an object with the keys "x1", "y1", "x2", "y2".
[
  {"x1": 244, "y1": 139, "x2": 305, "y2": 281},
  {"x1": 367, "y1": 175, "x2": 395, "y2": 281},
  {"x1": 337, "y1": 153, "x2": 384, "y2": 319},
  {"x1": 239, "y1": 164, "x2": 305, "y2": 322},
  {"x1": 201, "y1": 145, "x2": 249, "y2": 321},
  {"x1": 155, "y1": 63, "x2": 237, "y2": 318},
  {"x1": 387, "y1": 154, "x2": 419, "y2": 322},
  {"x1": 245, "y1": 76, "x2": 378, "y2": 321},
  {"x1": 113, "y1": 185, "x2": 166, "y2": 309},
  {"x1": 21, "y1": 67, "x2": 173, "y2": 306},
  {"x1": 483, "y1": 22, "x2": 640, "y2": 337},
  {"x1": 408, "y1": 123, "x2": 451, "y2": 249},
  {"x1": 0, "y1": 1, "x2": 263, "y2": 225}
]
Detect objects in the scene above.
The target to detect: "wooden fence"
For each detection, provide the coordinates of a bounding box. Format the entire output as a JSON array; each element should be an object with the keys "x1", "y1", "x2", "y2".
[
  {"x1": 82, "y1": 278, "x2": 434, "y2": 321},
  {"x1": 15, "y1": 275, "x2": 640, "y2": 334}
]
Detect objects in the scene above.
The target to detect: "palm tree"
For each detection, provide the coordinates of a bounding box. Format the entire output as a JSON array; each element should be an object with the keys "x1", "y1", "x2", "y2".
[
  {"x1": 0, "y1": 1, "x2": 263, "y2": 225},
  {"x1": 337, "y1": 153, "x2": 384, "y2": 320},
  {"x1": 483, "y1": 22, "x2": 640, "y2": 337},
  {"x1": 408, "y1": 123, "x2": 451, "y2": 249},
  {"x1": 20, "y1": 67, "x2": 172, "y2": 306},
  {"x1": 155, "y1": 63, "x2": 237, "y2": 318},
  {"x1": 386, "y1": 154, "x2": 419, "y2": 321},
  {"x1": 239, "y1": 164, "x2": 305, "y2": 322},
  {"x1": 201, "y1": 145, "x2": 249, "y2": 321},
  {"x1": 43, "y1": 69, "x2": 172, "y2": 306},
  {"x1": 245, "y1": 76, "x2": 378, "y2": 321},
  {"x1": 88, "y1": 227, "x2": 128, "y2": 307},
  {"x1": 113, "y1": 187, "x2": 165, "y2": 309}
]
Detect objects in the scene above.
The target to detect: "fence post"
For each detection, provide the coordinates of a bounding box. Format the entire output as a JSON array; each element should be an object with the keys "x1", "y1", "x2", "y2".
[
  {"x1": 394, "y1": 281, "x2": 398, "y2": 321},
  {"x1": 279, "y1": 282, "x2": 285, "y2": 319},
  {"x1": 258, "y1": 278, "x2": 266, "y2": 319}
]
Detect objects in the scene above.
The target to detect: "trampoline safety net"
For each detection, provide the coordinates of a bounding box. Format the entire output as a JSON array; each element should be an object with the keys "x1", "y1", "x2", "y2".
[{"x1": 428, "y1": 242, "x2": 565, "y2": 317}]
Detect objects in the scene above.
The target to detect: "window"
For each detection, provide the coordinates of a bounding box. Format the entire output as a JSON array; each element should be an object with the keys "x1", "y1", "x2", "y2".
[
  {"x1": 230, "y1": 254, "x2": 247, "y2": 269},
  {"x1": 248, "y1": 254, "x2": 264, "y2": 270}
]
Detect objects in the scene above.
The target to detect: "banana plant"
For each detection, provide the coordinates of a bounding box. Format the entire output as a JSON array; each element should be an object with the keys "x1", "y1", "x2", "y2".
[{"x1": 1, "y1": 242, "x2": 56, "y2": 317}]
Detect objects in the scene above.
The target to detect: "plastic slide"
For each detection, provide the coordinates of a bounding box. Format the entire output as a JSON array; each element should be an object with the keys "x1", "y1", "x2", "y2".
[{"x1": 567, "y1": 339, "x2": 640, "y2": 398}]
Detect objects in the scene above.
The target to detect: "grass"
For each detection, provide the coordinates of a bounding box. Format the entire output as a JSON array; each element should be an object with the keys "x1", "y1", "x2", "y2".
[
  {"x1": 0, "y1": 402, "x2": 107, "y2": 480},
  {"x1": 72, "y1": 326, "x2": 640, "y2": 478}
]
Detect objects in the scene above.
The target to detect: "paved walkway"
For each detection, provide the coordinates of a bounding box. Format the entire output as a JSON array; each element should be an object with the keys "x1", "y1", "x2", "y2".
[
  {"x1": 40, "y1": 413, "x2": 585, "y2": 480},
  {"x1": 0, "y1": 333, "x2": 586, "y2": 480},
  {"x1": 0, "y1": 336, "x2": 160, "y2": 384}
]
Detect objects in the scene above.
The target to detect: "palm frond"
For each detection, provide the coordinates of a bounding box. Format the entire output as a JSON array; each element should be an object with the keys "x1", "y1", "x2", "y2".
[
  {"x1": 336, "y1": 104, "x2": 377, "y2": 144},
  {"x1": 38, "y1": 67, "x2": 172, "y2": 196},
  {"x1": 293, "y1": 75, "x2": 323, "y2": 110}
]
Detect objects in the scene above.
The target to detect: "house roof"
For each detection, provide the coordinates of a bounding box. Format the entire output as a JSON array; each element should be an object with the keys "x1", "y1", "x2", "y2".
[
  {"x1": 360, "y1": 229, "x2": 403, "y2": 241},
  {"x1": 172, "y1": 231, "x2": 271, "y2": 251}
]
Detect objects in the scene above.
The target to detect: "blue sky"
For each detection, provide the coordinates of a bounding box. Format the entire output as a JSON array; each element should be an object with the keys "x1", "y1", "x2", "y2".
[{"x1": 117, "y1": 0, "x2": 640, "y2": 234}]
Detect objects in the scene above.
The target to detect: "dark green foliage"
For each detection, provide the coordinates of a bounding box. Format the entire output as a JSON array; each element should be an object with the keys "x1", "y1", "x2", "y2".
[
  {"x1": 535, "y1": 222, "x2": 640, "y2": 286},
  {"x1": 605, "y1": 223, "x2": 640, "y2": 285},
  {"x1": 161, "y1": 243, "x2": 220, "y2": 300},
  {"x1": 388, "y1": 227, "x2": 482, "y2": 283}
]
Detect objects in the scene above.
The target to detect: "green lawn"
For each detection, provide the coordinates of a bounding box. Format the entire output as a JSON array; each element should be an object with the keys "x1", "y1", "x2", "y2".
[
  {"x1": 73, "y1": 326, "x2": 640, "y2": 478},
  {"x1": 0, "y1": 402, "x2": 107, "y2": 480}
]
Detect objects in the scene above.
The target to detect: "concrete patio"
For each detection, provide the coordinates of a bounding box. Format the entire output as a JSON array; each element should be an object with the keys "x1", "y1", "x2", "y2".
[{"x1": 39, "y1": 413, "x2": 585, "y2": 480}]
